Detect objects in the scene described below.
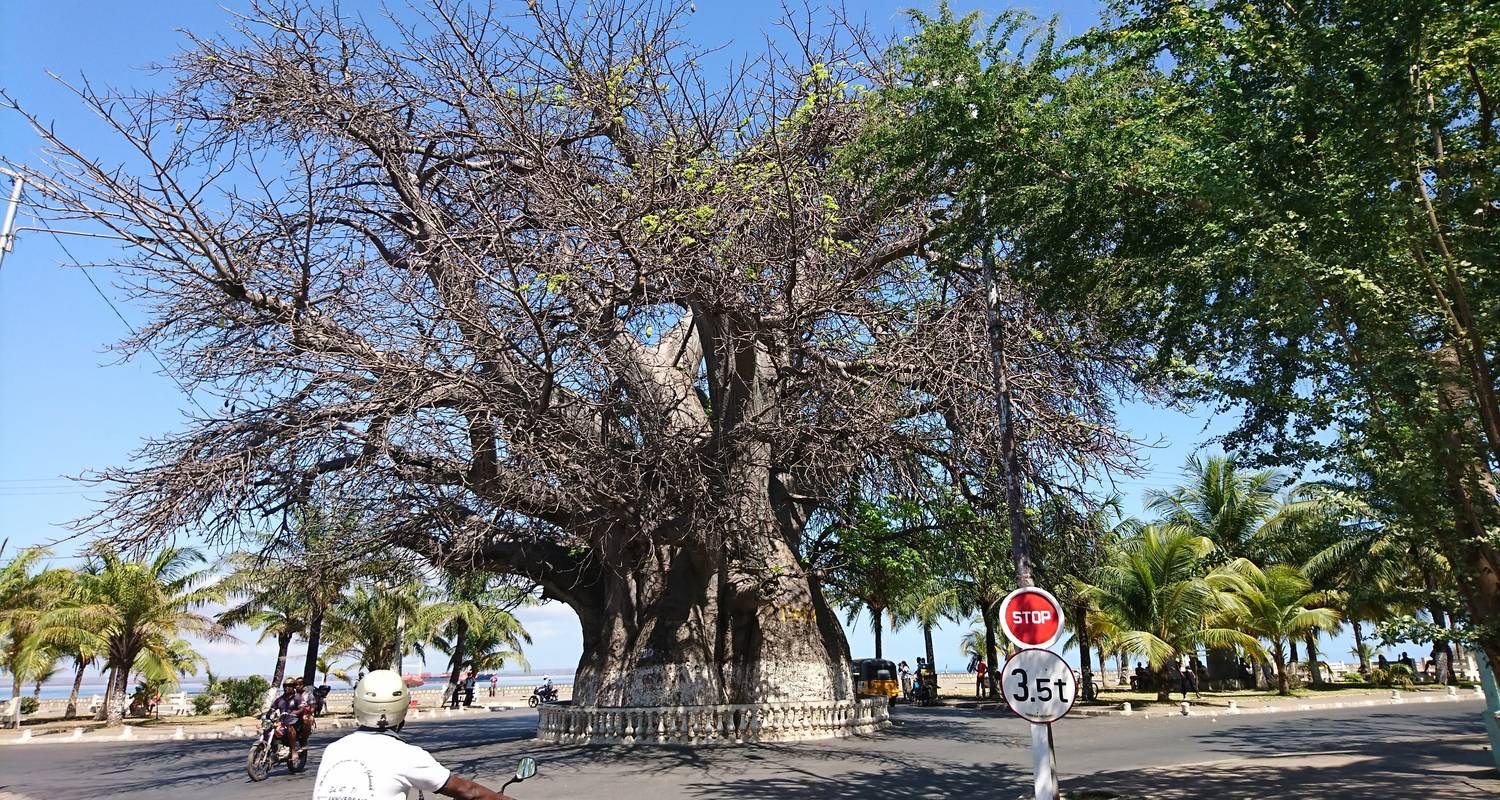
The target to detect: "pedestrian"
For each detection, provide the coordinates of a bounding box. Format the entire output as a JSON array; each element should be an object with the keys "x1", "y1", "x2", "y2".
[
  {"x1": 463, "y1": 670, "x2": 478, "y2": 707},
  {"x1": 898, "y1": 661, "x2": 912, "y2": 700},
  {"x1": 1182, "y1": 663, "x2": 1201, "y2": 699},
  {"x1": 975, "y1": 659, "x2": 988, "y2": 698},
  {"x1": 1377, "y1": 653, "x2": 1389, "y2": 670},
  {"x1": 489, "y1": 673, "x2": 498, "y2": 698}
]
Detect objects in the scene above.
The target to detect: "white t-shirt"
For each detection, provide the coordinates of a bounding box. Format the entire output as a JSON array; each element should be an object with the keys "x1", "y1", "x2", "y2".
[{"x1": 312, "y1": 729, "x2": 452, "y2": 800}]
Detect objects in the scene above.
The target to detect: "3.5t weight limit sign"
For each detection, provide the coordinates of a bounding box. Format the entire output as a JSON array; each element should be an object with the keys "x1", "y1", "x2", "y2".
[
  {"x1": 1000, "y1": 586, "x2": 1065, "y2": 650},
  {"x1": 1001, "y1": 648, "x2": 1077, "y2": 724}
]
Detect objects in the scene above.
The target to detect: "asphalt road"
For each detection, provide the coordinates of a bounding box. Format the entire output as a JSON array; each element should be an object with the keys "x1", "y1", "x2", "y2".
[{"x1": 0, "y1": 700, "x2": 1492, "y2": 799}]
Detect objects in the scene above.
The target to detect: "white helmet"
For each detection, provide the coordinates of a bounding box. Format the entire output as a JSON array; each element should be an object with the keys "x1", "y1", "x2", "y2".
[{"x1": 353, "y1": 670, "x2": 409, "y2": 730}]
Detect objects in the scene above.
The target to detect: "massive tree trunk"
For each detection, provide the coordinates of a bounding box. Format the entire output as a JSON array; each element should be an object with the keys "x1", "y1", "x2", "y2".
[
  {"x1": 563, "y1": 529, "x2": 851, "y2": 707},
  {"x1": 1431, "y1": 347, "x2": 1500, "y2": 674}
]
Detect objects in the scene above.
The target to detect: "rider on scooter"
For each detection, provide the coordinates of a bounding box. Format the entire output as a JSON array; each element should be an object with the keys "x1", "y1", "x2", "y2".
[{"x1": 268, "y1": 676, "x2": 308, "y2": 758}]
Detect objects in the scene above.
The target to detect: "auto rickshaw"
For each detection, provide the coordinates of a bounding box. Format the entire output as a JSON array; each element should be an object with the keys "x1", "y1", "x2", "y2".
[{"x1": 850, "y1": 658, "x2": 901, "y2": 702}]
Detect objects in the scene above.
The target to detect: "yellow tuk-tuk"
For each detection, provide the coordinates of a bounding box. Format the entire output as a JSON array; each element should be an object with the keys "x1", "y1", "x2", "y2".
[{"x1": 851, "y1": 658, "x2": 901, "y2": 702}]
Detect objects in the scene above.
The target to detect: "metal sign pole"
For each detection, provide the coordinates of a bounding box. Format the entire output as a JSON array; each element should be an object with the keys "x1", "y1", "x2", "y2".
[{"x1": 1030, "y1": 722, "x2": 1057, "y2": 800}]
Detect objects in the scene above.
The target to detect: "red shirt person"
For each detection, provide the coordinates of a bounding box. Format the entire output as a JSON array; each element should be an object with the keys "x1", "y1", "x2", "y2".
[{"x1": 975, "y1": 659, "x2": 988, "y2": 697}]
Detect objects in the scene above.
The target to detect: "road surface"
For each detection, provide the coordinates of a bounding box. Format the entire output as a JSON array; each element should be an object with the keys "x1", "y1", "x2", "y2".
[{"x1": 1, "y1": 700, "x2": 1492, "y2": 799}]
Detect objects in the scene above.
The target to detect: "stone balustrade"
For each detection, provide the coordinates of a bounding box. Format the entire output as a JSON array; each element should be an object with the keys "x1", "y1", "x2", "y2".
[{"x1": 536, "y1": 697, "x2": 890, "y2": 746}]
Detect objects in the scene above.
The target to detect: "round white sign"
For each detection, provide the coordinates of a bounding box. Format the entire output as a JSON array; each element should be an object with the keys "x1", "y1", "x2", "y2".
[{"x1": 1000, "y1": 648, "x2": 1077, "y2": 724}]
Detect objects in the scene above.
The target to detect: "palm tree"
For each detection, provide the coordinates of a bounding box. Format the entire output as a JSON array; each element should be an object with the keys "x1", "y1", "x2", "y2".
[
  {"x1": 1, "y1": 545, "x2": 85, "y2": 728},
  {"x1": 1083, "y1": 525, "x2": 1264, "y2": 701},
  {"x1": 59, "y1": 636, "x2": 101, "y2": 720},
  {"x1": 26, "y1": 650, "x2": 61, "y2": 699},
  {"x1": 217, "y1": 554, "x2": 308, "y2": 688},
  {"x1": 316, "y1": 652, "x2": 354, "y2": 686},
  {"x1": 1220, "y1": 561, "x2": 1341, "y2": 695},
  {"x1": 324, "y1": 582, "x2": 435, "y2": 673},
  {"x1": 422, "y1": 573, "x2": 531, "y2": 705},
  {"x1": 890, "y1": 579, "x2": 963, "y2": 674},
  {"x1": 75, "y1": 545, "x2": 229, "y2": 726},
  {"x1": 433, "y1": 622, "x2": 531, "y2": 677},
  {"x1": 1146, "y1": 454, "x2": 1290, "y2": 561}
]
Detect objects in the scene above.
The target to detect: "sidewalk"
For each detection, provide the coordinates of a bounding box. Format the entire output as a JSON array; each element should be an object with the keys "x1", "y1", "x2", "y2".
[
  {"x1": 1060, "y1": 733, "x2": 1500, "y2": 798},
  {"x1": 945, "y1": 685, "x2": 1485, "y2": 719}
]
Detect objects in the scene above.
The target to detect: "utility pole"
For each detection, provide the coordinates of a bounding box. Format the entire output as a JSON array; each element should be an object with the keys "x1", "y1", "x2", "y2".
[
  {"x1": 0, "y1": 168, "x2": 24, "y2": 272},
  {"x1": 979, "y1": 195, "x2": 1056, "y2": 800},
  {"x1": 978, "y1": 195, "x2": 1036, "y2": 589}
]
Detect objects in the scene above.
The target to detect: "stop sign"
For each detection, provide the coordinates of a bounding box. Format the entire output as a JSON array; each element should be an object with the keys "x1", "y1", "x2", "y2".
[{"x1": 1000, "y1": 587, "x2": 1065, "y2": 650}]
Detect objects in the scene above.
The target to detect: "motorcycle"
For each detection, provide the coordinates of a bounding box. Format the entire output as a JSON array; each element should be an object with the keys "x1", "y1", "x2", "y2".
[
  {"x1": 502, "y1": 757, "x2": 538, "y2": 793},
  {"x1": 526, "y1": 684, "x2": 559, "y2": 708},
  {"x1": 415, "y1": 757, "x2": 536, "y2": 800},
  {"x1": 245, "y1": 713, "x2": 306, "y2": 782}
]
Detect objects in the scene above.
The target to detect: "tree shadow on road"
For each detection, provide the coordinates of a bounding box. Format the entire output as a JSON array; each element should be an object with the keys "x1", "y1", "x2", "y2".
[
  {"x1": 679, "y1": 761, "x2": 1034, "y2": 800},
  {"x1": 1061, "y1": 734, "x2": 1500, "y2": 799}
]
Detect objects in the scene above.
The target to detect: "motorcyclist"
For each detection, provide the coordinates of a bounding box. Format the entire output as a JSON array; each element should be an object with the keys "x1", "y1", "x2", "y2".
[
  {"x1": 538, "y1": 676, "x2": 554, "y2": 700},
  {"x1": 312, "y1": 670, "x2": 514, "y2": 800},
  {"x1": 267, "y1": 676, "x2": 308, "y2": 759},
  {"x1": 291, "y1": 676, "x2": 316, "y2": 749}
]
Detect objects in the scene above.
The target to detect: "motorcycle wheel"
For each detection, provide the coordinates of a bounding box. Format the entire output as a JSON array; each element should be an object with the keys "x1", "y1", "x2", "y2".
[
  {"x1": 245, "y1": 741, "x2": 272, "y2": 782},
  {"x1": 527, "y1": 695, "x2": 539, "y2": 708},
  {"x1": 289, "y1": 744, "x2": 308, "y2": 774}
]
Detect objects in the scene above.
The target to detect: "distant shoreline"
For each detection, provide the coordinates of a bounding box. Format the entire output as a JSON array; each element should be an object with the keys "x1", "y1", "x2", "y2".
[{"x1": 21, "y1": 671, "x2": 578, "y2": 700}]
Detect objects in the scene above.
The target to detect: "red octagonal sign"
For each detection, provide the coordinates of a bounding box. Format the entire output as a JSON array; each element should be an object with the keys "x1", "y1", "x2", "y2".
[{"x1": 1000, "y1": 587, "x2": 1065, "y2": 650}]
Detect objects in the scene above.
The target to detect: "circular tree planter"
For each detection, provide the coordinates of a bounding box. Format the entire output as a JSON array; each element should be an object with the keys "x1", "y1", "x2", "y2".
[{"x1": 535, "y1": 698, "x2": 891, "y2": 746}]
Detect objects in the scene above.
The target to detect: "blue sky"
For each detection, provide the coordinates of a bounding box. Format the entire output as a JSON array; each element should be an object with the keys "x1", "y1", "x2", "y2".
[{"x1": 0, "y1": 0, "x2": 1372, "y2": 681}]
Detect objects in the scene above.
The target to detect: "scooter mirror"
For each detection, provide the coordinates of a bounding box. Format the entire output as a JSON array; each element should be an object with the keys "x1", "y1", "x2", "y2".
[{"x1": 515, "y1": 756, "x2": 538, "y2": 781}]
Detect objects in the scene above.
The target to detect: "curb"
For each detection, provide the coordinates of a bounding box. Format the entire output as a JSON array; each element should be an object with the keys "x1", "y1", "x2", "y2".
[
  {"x1": 1077, "y1": 687, "x2": 1484, "y2": 719},
  {"x1": 0, "y1": 704, "x2": 522, "y2": 746}
]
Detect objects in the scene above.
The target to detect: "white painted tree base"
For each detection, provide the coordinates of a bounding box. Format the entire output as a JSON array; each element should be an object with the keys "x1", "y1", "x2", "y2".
[{"x1": 536, "y1": 698, "x2": 890, "y2": 746}]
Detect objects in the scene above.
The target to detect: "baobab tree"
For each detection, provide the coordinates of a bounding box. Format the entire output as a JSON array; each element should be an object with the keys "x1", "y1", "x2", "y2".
[{"x1": 11, "y1": 0, "x2": 1140, "y2": 708}]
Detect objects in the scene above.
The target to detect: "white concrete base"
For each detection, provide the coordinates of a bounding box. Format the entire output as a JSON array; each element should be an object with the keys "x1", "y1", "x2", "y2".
[{"x1": 537, "y1": 698, "x2": 890, "y2": 746}]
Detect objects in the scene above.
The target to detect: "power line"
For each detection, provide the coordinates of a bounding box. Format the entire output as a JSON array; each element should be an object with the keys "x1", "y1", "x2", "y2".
[{"x1": 37, "y1": 220, "x2": 213, "y2": 418}]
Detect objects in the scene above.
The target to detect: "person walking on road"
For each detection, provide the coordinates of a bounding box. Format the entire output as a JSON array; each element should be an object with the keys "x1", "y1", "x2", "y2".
[
  {"x1": 975, "y1": 659, "x2": 988, "y2": 698},
  {"x1": 489, "y1": 673, "x2": 498, "y2": 698}
]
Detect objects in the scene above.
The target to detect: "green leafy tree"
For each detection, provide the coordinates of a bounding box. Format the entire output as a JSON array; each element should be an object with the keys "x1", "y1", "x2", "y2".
[
  {"x1": 1221, "y1": 561, "x2": 1341, "y2": 695},
  {"x1": 422, "y1": 573, "x2": 531, "y2": 704},
  {"x1": 324, "y1": 582, "x2": 435, "y2": 673},
  {"x1": 852, "y1": 0, "x2": 1500, "y2": 670},
  {"x1": 1084, "y1": 525, "x2": 1263, "y2": 701},
  {"x1": 220, "y1": 675, "x2": 271, "y2": 718},
  {"x1": 217, "y1": 555, "x2": 308, "y2": 689},
  {"x1": 823, "y1": 498, "x2": 935, "y2": 660},
  {"x1": 75, "y1": 546, "x2": 228, "y2": 726},
  {"x1": 0, "y1": 545, "x2": 85, "y2": 728}
]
